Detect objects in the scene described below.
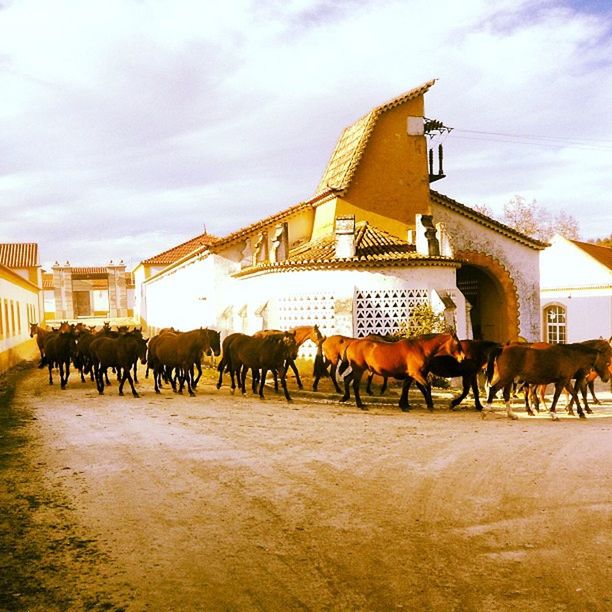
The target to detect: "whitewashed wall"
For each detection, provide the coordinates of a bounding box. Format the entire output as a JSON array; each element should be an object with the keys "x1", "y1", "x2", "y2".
[
  {"x1": 1, "y1": 270, "x2": 40, "y2": 372},
  {"x1": 540, "y1": 235, "x2": 612, "y2": 341},
  {"x1": 431, "y1": 203, "x2": 542, "y2": 340},
  {"x1": 142, "y1": 249, "x2": 466, "y2": 341}
]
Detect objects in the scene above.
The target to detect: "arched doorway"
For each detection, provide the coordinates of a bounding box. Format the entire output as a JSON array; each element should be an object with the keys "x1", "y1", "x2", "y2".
[
  {"x1": 455, "y1": 251, "x2": 520, "y2": 343},
  {"x1": 457, "y1": 265, "x2": 505, "y2": 341}
]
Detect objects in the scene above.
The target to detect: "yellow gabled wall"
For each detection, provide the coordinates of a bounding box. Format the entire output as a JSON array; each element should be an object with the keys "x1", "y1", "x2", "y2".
[{"x1": 312, "y1": 94, "x2": 431, "y2": 241}]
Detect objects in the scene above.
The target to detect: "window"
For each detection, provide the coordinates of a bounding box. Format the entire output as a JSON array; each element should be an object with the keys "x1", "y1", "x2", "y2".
[
  {"x1": 0, "y1": 299, "x2": 4, "y2": 339},
  {"x1": 544, "y1": 304, "x2": 566, "y2": 344}
]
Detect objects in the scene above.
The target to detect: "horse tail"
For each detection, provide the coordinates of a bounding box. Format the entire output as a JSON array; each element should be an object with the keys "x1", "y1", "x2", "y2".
[
  {"x1": 313, "y1": 342, "x2": 327, "y2": 378},
  {"x1": 485, "y1": 346, "x2": 503, "y2": 385},
  {"x1": 337, "y1": 345, "x2": 351, "y2": 377}
]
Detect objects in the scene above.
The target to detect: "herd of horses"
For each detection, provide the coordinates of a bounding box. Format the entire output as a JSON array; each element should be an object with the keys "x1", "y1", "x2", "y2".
[{"x1": 29, "y1": 321, "x2": 612, "y2": 420}]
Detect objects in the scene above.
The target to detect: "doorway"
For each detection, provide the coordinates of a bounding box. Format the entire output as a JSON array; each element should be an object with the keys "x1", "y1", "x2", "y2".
[{"x1": 457, "y1": 265, "x2": 506, "y2": 342}]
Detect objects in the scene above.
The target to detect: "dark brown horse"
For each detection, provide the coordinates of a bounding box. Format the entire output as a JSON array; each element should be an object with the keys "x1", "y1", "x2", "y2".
[
  {"x1": 227, "y1": 332, "x2": 299, "y2": 401},
  {"x1": 42, "y1": 321, "x2": 75, "y2": 388},
  {"x1": 29, "y1": 322, "x2": 49, "y2": 368},
  {"x1": 340, "y1": 333, "x2": 465, "y2": 411},
  {"x1": 401, "y1": 339, "x2": 502, "y2": 411},
  {"x1": 485, "y1": 342, "x2": 612, "y2": 419},
  {"x1": 89, "y1": 330, "x2": 148, "y2": 397},
  {"x1": 254, "y1": 325, "x2": 323, "y2": 391},
  {"x1": 154, "y1": 328, "x2": 220, "y2": 396}
]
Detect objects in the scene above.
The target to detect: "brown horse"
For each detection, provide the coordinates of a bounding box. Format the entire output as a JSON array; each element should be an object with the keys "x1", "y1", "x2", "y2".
[
  {"x1": 340, "y1": 333, "x2": 465, "y2": 411},
  {"x1": 42, "y1": 321, "x2": 75, "y2": 388},
  {"x1": 89, "y1": 330, "x2": 149, "y2": 397},
  {"x1": 530, "y1": 338, "x2": 612, "y2": 415},
  {"x1": 154, "y1": 328, "x2": 220, "y2": 396},
  {"x1": 254, "y1": 325, "x2": 323, "y2": 390},
  {"x1": 485, "y1": 342, "x2": 612, "y2": 419},
  {"x1": 29, "y1": 322, "x2": 49, "y2": 368},
  {"x1": 313, "y1": 335, "x2": 358, "y2": 393},
  {"x1": 401, "y1": 339, "x2": 502, "y2": 411},
  {"x1": 227, "y1": 332, "x2": 299, "y2": 401}
]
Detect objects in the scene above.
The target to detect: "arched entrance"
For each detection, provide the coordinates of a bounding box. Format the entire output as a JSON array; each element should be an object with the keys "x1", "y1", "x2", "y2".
[{"x1": 455, "y1": 251, "x2": 520, "y2": 343}]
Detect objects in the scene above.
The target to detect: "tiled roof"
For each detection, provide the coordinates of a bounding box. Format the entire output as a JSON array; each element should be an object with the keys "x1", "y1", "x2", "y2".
[
  {"x1": 314, "y1": 80, "x2": 437, "y2": 196},
  {"x1": 0, "y1": 243, "x2": 39, "y2": 268},
  {"x1": 430, "y1": 191, "x2": 548, "y2": 250},
  {"x1": 71, "y1": 267, "x2": 109, "y2": 275},
  {"x1": 234, "y1": 222, "x2": 458, "y2": 277},
  {"x1": 142, "y1": 232, "x2": 219, "y2": 265},
  {"x1": 42, "y1": 270, "x2": 134, "y2": 287},
  {"x1": 571, "y1": 239, "x2": 612, "y2": 269}
]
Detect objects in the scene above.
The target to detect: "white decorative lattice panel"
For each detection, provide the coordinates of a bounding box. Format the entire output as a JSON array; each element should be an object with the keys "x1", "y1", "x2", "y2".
[
  {"x1": 277, "y1": 293, "x2": 336, "y2": 358},
  {"x1": 354, "y1": 288, "x2": 428, "y2": 337}
]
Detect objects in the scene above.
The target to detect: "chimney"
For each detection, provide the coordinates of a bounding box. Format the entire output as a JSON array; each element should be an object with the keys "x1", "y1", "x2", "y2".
[
  {"x1": 415, "y1": 214, "x2": 440, "y2": 256},
  {"x1": 335, "y1": 215, "x2": 356, "y2": 259},
  {"x1": 271, "y1": 223, "x2": 289, "y2": 263}
]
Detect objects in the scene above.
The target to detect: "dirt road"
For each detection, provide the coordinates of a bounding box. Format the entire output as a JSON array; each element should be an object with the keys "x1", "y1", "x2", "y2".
[{"x1": 1, "y1": 364, "x2": 611, "y2": 611}]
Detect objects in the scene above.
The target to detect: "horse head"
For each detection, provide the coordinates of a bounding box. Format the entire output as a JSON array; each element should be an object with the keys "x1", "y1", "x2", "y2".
[
  {"x1": 446, "y1": 330, "x2": 465, "y2": 363},
  {"x1": 29, "y1": 322, "x2": 38, "y2": 338},
  {"x1": 593, "y1": 346, "x2": 612, "y2": 383},
  {"x1": 205, "y1": 328, "x2": 221, "y2": 357},
  {"x1": 282, "y1": 331, "x2": 299, "y2": 360}
]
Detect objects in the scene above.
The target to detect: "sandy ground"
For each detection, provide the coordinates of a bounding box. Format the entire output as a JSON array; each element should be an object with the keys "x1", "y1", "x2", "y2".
[{"x1": 1, "y1": 363, "x2": 611, "y2": 611}]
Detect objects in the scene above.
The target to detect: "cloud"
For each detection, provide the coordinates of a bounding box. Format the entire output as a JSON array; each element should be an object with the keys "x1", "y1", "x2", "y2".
[{"x1": 0, "y1": 0, "x2": 610, "y2": 268}]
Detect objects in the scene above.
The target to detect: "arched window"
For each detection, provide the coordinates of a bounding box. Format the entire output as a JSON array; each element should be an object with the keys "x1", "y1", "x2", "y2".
[{"x1": 544, "y1": 304, "x2": 566, "y2": 344}]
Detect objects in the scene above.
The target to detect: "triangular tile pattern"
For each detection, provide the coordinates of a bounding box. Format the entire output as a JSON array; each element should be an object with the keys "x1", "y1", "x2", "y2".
[
  {"x1": 354, "y1": 288, "x2": 428, "y2": 337},
  {"x1": 278, "y1": 294, "x2": 336, "y2": 358}
]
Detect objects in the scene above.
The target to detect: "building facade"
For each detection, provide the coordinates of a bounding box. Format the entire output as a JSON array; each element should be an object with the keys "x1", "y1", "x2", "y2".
[
  {"x1": 0, "y1": 244, "x2": 42, "y2": 373},
  {"x1": 540, "y1": 235, "x2": 612, "y2": 342},
  {"x1": 137, "y1": 80, "x2": 545, "y2": 348}
]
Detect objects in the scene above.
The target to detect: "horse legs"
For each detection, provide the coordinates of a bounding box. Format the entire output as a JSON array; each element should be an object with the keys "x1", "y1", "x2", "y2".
[
  {"x1": 258, "y1": 368, "x2": 268, "y2": 399},
  {"x1": 450, "y1": 375, "x2": 472, "y2": 411},
  {"x1": 484, "y1": 379, "x2": 519, "y2": 419},
  {"x1": 94, "y1": 363, "x2": 105, "y2": 395},
  {"x1": 279, "y1": 367, "x2": 292, "y2": 402},
  {"x1": 523, "y1": 386, "x2": 536, "y2": 417},
  {"x1": 240, "y1": 366, "x2": 248, "y2": 396},
  {"x1": 365, "y1": 372, "x2": 374, "y2": 395},
  {"x1": 61, "y1": 359, "x2": 70, "y2": 389},
  {"x1": 59, "y1": 361, "x2": 66, "y2": 389},
  {"x1": 588, "y1": 380, "x2": 600, "y2": 405},
  {"x1": 285, "y1": 359, "x2": 302, "y2": 390},
  {"x1": 352, "y1": 370, "x2": 366, "y2": 410},
  {"x1": 339, "y1": 369, "x2": 352, "y2": 403},
  {"x1": 415, "y1": 380, "x2": 433, "y2": 411},
  {"x1": 124, "y1": 369, "x2": 140, "y2": 398},
  {"x1": 399, "y1": 378, "x2": 412, "y2": 411},
  {"x1": 330, "y1": 361, "x2": 343, "y2": 394},
  {"x1": 48, "y1": 361, "x2": 54, "y2": 385}
]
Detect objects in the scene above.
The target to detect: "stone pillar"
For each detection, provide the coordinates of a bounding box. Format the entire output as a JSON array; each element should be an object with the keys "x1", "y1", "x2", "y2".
[
  {"x1": 107, "y1": 260, "x2": 128, "y2": 318},
  {"x1": 52, "y1": 261, "x2": 74, "y2": 320}
]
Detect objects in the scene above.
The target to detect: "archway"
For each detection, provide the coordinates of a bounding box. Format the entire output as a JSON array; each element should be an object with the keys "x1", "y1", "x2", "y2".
[{"x1": 455, "y1": 251, "x2": 520, "y2": 343}]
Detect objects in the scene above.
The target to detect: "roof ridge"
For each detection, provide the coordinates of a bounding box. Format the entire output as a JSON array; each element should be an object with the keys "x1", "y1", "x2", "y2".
[
  {"x1": 314, "y1": 80, "x2": 437, "y2": 196},
  {"x1": 430, "y1": 190, "x2": 548, "y2": 250}
]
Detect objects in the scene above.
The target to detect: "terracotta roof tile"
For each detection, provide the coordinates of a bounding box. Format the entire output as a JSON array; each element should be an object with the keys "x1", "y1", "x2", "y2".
[
  {"x1": 430, "y1": 191, "x2": 548, "y2": 250},
  {"x1": 234, "y1": 222, "x2": 458, "y2": 277},
  {"x1": 142, "y1": 232, "x2": 219, "y2": 265},
  {"x1": 571, "y1": 239, "x2": 612, "y2": 269},
  {"x1": 0, "y1": 243, "x2": 39, "y2": 268},
  {"x1": 315, "y1": 80, "x2": 437, "y2": 196}
]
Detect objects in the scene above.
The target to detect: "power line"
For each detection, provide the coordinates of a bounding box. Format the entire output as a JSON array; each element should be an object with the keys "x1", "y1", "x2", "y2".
[
  {"x1": 450, "y1": 130, "x2": 612, "y2": 151},
  {"x1": 454, "y1": 128, "x2": 612, "y2": 145}
]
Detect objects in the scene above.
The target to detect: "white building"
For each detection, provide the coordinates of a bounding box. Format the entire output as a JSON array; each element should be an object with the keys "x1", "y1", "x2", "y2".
[
  {"x1": 540, "y1": 234, "x2": 612, "y2": 342},
  {"x1": 136, "y1": 81, "x2": 546, "y2": 349}
]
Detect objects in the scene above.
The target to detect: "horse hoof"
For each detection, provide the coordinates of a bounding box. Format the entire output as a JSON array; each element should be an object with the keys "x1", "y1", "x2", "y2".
[
  {"x1": 119, "y1": 391, "x2": 124, "y2": 396},
  {"x1": 400, "y1": 405, "x2": 410, "y2": 412},
  {"x1": 579, "y1": 413, "x2": 586, "y2": 419},
  {"x1": 133, "y1": 393, "x2": 140, "y2": 398}
]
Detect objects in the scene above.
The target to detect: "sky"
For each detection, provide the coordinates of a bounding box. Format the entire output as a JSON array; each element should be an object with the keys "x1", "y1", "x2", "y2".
[{"x1": 1, "y1": 0, "x2": 611, "y2": 271}]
